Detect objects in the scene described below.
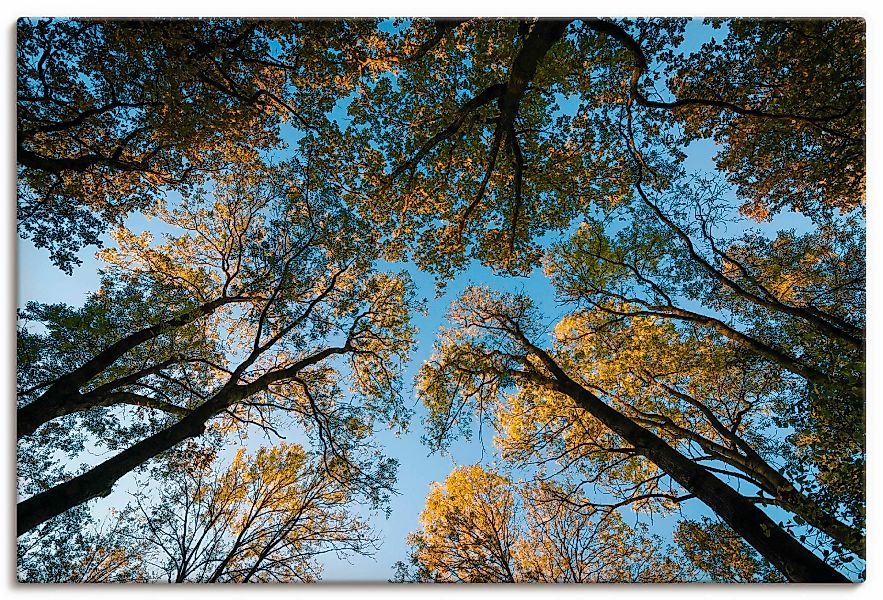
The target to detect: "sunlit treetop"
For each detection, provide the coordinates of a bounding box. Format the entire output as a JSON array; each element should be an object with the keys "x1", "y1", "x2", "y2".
[{"x1": 398, "y1": 464, "x2": 691, "y2": 582}]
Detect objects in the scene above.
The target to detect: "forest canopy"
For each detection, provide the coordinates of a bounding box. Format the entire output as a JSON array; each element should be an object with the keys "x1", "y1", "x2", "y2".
[{"x1": 16, "y1": 16, "x2": 865, "y2": 583}]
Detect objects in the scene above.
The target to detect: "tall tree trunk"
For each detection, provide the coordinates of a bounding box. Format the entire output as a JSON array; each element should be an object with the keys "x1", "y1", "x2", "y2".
[
  {"x1": 515, "y1": 333, "x2": 850, "y2": 583},
  {"x1": 17, "y1": 388, "x2": 239, "y2": 536},
  {"x1": 17, "y1": 345, "x2": 348, "y2": 535}
]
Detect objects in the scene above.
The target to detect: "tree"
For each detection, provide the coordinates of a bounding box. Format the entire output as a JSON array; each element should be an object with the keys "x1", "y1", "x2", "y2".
[
  {"x1": 417, "y1": 287, "x2": 850, "y2": 582},
  {"x1": 17, "y1": 18, "x2": 389, "y2": 271},
  {"x1": 399, "y1": 465, "x2": 519, "y2": 582},
  {"x1": 341, "y1": 18, "x2": 863, "y2": 277},
  {"x1": 395, "y1": 465, "x2": 686, "y2": 583},
  {"x1": 495, "y1": 309, "x2": 862, "y2": 560},
  {"x1": 122, "y1": 442, "x2": 377, "y2": 583},
  {"x1": 540, "y1": 168, "x2": 864, "y2": 556},
  {"x1": 17, "y1": 162, "x2": 417, "y2": 535}
]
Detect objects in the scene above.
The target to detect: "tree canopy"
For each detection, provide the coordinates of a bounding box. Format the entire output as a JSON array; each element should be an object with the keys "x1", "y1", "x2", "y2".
[
  {"x1": 17, "y1": 18, "x2": 385, "y2": 271},
  {"x1": 17, "y1": 16, "x2": 865, "y2": 583},
  {"x1": 341, "y1": 18, "x2": 864, "y2": 277},
  {"x1": 396, "y1": 464, "x2": 690, "y2": 582},
  {"x1": 18, "y1": 160, "x2": 417, "y2": 534}
]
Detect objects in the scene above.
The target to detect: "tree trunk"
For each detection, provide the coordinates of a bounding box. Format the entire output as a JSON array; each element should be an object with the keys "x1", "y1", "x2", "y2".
[
  {"x1": 516, "y1": 334, "x2": 850, "y2": 583},
  {"x1": 17, "y1": 345, "x2": 348, "y2": 535},
  {"x1": 16, "y1": 388, "x2": 239, "y2": 536},
  {"x1": 17, "y1": 296, "x2": 243, "y2": 439}
]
